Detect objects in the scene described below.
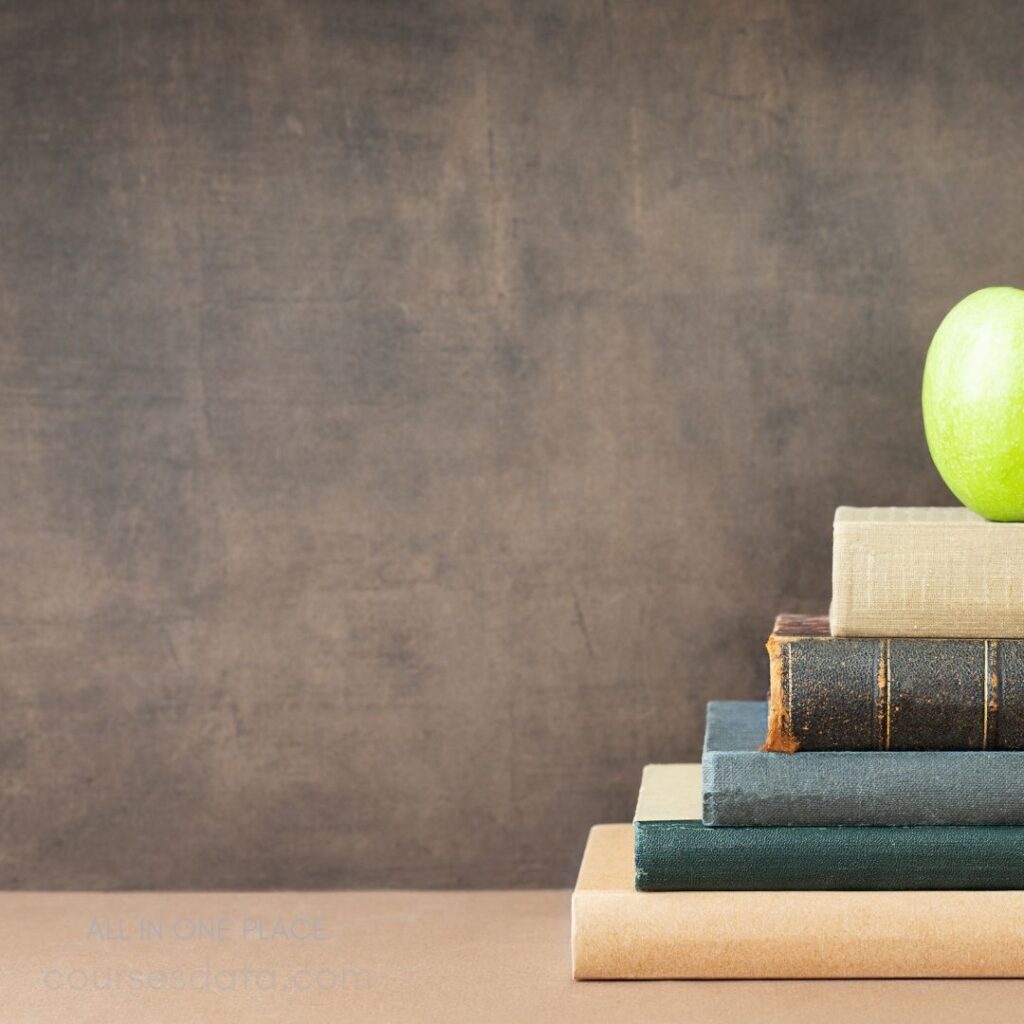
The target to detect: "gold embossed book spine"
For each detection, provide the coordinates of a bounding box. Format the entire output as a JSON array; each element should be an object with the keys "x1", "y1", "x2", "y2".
[{"x1": 763, "y1": 613, "x2": 1024, "y2": 752}]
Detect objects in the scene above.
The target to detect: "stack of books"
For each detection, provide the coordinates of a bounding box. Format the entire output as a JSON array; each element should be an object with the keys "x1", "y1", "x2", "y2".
[{"x1": 572, "y1": 506, "x2": 1024, "y2": 979}]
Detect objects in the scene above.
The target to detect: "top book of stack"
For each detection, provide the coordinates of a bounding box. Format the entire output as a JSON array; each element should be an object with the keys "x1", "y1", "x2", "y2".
[{"x1": 831, "y1": 507, "x2": 1024, "y2": 638}]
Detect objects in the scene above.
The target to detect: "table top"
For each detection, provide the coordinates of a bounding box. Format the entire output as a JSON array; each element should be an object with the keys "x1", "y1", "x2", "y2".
[{"x1": 0, "y1": 890, "x2": 1019, "y2": 1022}]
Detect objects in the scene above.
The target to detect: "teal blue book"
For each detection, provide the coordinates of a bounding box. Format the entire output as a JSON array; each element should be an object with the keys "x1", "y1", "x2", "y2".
[
  {"x1": 635, "y1": 763, "x2": 1024, "y2": 891},
  {"x1": 703, "y1": 701, "x2": 1024, "y2": 825}
]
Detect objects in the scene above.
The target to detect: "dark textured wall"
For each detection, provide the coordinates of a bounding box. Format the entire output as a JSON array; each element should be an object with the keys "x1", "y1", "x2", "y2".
[{"x1": 0, "y1": 0, "x2": 1017, "y2": 887}]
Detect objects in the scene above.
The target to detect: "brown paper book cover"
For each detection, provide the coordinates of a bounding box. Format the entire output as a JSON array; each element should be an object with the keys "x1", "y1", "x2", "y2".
[
  {"x1": 830, "y1": 506, "x2": 1024, "y2": 638},
  {"x1": 572, "y1": 766, "x2": 1024, "y2": 979}
]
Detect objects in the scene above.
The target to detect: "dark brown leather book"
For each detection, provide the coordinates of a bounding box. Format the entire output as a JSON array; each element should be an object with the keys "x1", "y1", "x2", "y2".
[{"x1": 763, "y1": 613, "x2": 1024, "y2": 752}]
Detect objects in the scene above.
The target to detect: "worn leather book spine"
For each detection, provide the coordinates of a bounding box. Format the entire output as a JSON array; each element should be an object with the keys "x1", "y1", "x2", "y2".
[
  {"x1": 574, "y1": 825, "x2": 1024, "y2": 979},
  {"x1": 763, "y1": 613, "x2": 1024, "y2": 751},
  {"x1": 704, "y1": 701, "x2": 1024, "y2": 826},
  {"x1": 634, "y1": 818, "x2": 1024, "y2": 891}
]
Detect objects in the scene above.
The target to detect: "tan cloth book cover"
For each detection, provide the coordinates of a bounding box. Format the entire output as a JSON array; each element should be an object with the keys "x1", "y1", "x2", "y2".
[
  {"x1": 572, "y1": 765, "x2": 1024, "y2": 979},
  {"x1": 831, "y1": 506, "x2": 1024, "y2": 638}
]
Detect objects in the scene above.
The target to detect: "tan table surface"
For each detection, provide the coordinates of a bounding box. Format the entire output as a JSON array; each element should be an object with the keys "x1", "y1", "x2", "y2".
[{"x1": 0, "y1": 890, "x2": 1019, "y2": 1022}]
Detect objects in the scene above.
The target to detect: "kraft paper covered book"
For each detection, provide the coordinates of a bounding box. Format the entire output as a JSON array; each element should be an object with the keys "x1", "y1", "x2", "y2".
[
  {"x1": 638, "y1": 759, "x2": 1024, "y2": 890},
  {"x1": 572, "y1": 820, "x2": 1024, "y2": 979},
  {"x1": 830, "y1": 506, "x2": 1024, "y2": 638},
  {"x1": 703, "y1": 701, "x2": 1024, "y2": 825},
  {"x1": 763, "y1": 613, "x2": 1024, "y2": 751}
]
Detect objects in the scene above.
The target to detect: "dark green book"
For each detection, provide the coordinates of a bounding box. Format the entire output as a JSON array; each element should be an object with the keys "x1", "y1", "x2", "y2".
[
  {"x1": 764, "y1": 613, "x2": 1024, "y2": 752},
  {"x1": 635, "y1": 764, "x2": 1024, "y2": 891}
]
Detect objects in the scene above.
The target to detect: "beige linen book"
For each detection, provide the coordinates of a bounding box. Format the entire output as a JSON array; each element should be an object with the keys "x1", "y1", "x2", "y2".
[
  {"x1": 572, "y1": 764, "x2": 1024, "y2": 979},
  {"x1": 830, "y1": 506, "x2": 1024, "y2": 638}
]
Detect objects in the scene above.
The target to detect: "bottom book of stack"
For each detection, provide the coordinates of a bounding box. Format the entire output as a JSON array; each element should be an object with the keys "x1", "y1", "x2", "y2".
[{"x1": 572, "y1": 765, "x2": 1024, "y2": 979}]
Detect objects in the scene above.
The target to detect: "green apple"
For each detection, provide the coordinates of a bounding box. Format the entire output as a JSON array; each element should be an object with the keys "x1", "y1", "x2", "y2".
[{"x1": 923, "y1": 286, "x2": 1024, "y2": 521}]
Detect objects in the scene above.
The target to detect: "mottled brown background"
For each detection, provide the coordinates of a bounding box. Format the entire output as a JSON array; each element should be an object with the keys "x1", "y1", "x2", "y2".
[{"x1": 0, "y1": 0, "x2": 1018, "y2": 887}]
